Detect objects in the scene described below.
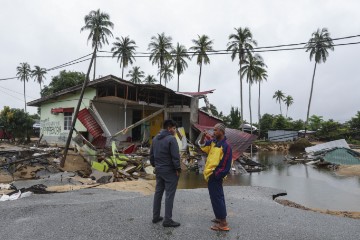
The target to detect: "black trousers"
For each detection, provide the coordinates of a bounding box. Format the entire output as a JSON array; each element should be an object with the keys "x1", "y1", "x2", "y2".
[{"x1": 153, "y1": 171, "x2": 179, "y2": 221}]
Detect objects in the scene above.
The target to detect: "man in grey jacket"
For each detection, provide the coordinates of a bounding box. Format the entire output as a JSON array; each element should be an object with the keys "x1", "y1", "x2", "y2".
[{"x1": 150, "y1": 119, "x2": 181, "y2": 227}]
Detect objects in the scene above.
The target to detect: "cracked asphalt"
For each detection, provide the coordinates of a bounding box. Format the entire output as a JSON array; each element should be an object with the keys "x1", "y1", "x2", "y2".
[{"x1": 0, "y1": 186, "x2": 359, "y2": 240}]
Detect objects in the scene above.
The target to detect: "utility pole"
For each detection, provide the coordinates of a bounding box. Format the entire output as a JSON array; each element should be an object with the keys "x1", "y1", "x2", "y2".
[{"x1": 60, "y1": 46, "x2": 97, "y2": 167}]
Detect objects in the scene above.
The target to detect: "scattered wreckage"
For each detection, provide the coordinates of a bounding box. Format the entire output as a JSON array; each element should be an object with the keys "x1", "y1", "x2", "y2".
[{"x1": 284, "y1": 139, "x2": 360, "y2": 169}]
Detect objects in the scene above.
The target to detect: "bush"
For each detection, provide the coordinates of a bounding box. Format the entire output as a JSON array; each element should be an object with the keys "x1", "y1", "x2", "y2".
[{"x1": 289, "y1": 138, "x2": 312, "y2": 151}]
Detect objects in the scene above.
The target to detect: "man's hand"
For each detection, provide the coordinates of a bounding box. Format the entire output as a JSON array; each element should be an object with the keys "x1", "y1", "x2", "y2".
[
  {"x1": 176, "y1": 169, "x2": 181, "y2": 177},
  {"x1": 199, "y1": 130, "x2": 207, "y2": 144}
]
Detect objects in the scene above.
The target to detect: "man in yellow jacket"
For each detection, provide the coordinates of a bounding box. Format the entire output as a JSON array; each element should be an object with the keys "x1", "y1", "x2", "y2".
[{"x1": 199, "y1": 123, "x2": 232, "y2": 231}]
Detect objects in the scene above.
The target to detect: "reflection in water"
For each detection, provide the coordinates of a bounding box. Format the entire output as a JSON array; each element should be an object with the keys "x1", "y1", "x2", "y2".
[{"x1": 178, "y1": 151, "x2": 360, "y2": 211}]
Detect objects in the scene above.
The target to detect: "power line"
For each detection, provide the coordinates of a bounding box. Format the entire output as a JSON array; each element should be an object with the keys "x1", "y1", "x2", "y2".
[
  {"x1": 1, "y1": 34, "x2": 360, "y2": 81},
  {"x1": 0, "y1": 85, "x2": 37, "y2": 99}
]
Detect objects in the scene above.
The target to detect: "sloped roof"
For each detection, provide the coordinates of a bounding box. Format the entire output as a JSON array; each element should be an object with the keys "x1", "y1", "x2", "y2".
[
  {"x1": 28, "y1": 75, "x2": 185, "y2": 106},
  {"x1": 323, "y1": 148, "x2": 360, "y2": 165},
  {"x1": 305, "y1": 139, "x2": 349, "y2": 154}
]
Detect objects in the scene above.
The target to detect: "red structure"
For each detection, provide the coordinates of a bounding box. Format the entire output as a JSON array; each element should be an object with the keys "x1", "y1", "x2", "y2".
[
  {"x1": 77, "y1": 108, "x2": 104, "y2": 139},
  {"x1": 198, "y1": 110, "x2": 223, "y2": 127}
]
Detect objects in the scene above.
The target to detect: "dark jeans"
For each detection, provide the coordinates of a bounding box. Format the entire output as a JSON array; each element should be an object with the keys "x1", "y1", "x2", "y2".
[
  {"x1": 153, "y1": 171, "x2": 179, "y2": 221},
  {"x1": 208, "y1": 175, "x2": 227, "y2": 219}
]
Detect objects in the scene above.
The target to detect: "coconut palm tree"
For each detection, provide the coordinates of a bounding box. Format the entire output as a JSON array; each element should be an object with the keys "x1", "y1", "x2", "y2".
[
  {"x1": 159, "y1": 62, "x2": 174, "y2": 87},
  {"x1": 227, "y1": 27, "x2": 257, "y2": 131},
  {"x1": 16, "y1": 62, "x2": 31, "y2": 112},
  {"x1": 143, "y1": 75, "x2": 157, "y2": 84},
  {"x1": 241, "y1": 54, "x2": 266, "y2": 135},
  {"x1": 304, "y1": 28, "x2": 334, "y2": 132},
  {"x1": 111, "y1": 36, "x2": 137, "y2": 79},
  {"x1": 148, "y1": 33, "x2": 173, "y2": 85},
  {"x1": 126, "y1": 66, "x2": 144, "y2": 84},
  {"x1": 190, "y1": 35, "x2": 213, "y2": 92},
  {"x1": 80, "y1": 9, "x2": 114, "y2": 80},
  {"x1": 171, "y1": 43, "x2": 190, "y2": 91},
  {"x1": 31, "y1": 66, "x2": 47, "y2": 92},
  {"x1": 284, "y1": 95, "x2": 294, "y2": 118},
  {"x1": 256, "y1": 65, "x2": 268, "y2": 136},
  {"x1": 273, "y1": 90, "x2": 285, "y2": 115}
]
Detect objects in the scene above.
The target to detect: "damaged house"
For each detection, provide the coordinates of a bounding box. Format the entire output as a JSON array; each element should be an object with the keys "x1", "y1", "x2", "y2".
[{"x1": 27, "y1": 75, "x2": 217, "y2": 148}]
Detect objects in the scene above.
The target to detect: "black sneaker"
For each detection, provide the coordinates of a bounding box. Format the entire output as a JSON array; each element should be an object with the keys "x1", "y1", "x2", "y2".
[
  {"x1": 152, "y1": 216, "x2": 163, "y2": 223},
  {"x1": 162, "y1": 219, "x2": 180, "y2": 227}
]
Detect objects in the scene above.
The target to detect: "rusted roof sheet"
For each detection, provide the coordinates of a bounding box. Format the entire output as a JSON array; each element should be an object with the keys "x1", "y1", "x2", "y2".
[{"x1": 193, "y1": 124, "x2": 258, "y2": 160}]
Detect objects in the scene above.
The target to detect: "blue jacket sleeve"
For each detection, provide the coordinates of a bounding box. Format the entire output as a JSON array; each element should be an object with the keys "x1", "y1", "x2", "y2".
[
  {"x1": 214, "y1": 143, "x2": 232, "y2": 179},
  {"x1": 169, "y1": 137, "x2": 181, "y2": 170},
  {"x1": 150, "y1": 143, "x2": 155, "y2": 167}
]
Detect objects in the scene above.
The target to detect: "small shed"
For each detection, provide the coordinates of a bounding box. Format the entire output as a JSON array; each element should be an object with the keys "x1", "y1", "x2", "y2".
[{"x1": 268, "y1": 130, "x2": 298, "y2": 142}]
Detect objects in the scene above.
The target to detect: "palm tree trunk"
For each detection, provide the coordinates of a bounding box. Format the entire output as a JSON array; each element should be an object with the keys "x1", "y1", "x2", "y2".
[
  {"x1": 248, "y1": 76, "x2": 253, "y2": 157},
  {"x1": 121, "y1": 62, "x2": 124, "y2": 79},
  {"x1": 24, "y1": 81, "x2": 27, "y2": 112},
  {"x1": 279, "y1": 101, "x2": 282, "y2": 115},
  {"x1": 239, "y1": 61, "x2": 244, "y2": 131},
  {"x1": 198, "y1": 63, "x2": 202, "y2": 92},
  {"x1": 93, "y1": 52, "x2": 97, "y2": 80},
  {"x1": 305, "y1": 62, "x2": 318, "y2": 134},
  {"x1": 177, "y1": 73, "x2": 180, "y2": 92},
  {"x1": 258, "y1": 82, "x2": 261, "y2": 137},
  {"x1": 159, "y1": 63, "x2": 162, "y2": 85},
  {"x1": 286, "y1": 106, "x2": 289, "y2": 118}
]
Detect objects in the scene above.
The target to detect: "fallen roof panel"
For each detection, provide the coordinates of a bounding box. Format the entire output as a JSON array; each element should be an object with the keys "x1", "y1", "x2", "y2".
[
  {"x1": 193, "y1": 124, "x2": 257, "y2": 160},
  {"x1": 305, "y1": 139, "x2": 349, "y2": 153},
  {"x1": 323, "y1": 148, "x2": 360, "y2": 165}
]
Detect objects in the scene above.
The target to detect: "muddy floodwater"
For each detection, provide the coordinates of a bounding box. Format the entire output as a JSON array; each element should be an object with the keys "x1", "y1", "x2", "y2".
[{"x1": 178, "y1": 151, "x2": 360, "y2": 211}]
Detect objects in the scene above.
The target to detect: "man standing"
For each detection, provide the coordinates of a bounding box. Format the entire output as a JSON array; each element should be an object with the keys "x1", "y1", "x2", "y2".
[
  {"x1": 150, "y1": 119, "x2": 181, "y2": 227},
  {"x1": 199, "y1": 123, "x2": 232, "y2": 231}
]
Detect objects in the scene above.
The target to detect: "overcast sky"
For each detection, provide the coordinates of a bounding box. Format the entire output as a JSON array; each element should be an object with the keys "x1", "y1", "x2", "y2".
[{"x1": 1, "y1": 0, "x2": 359, "y2": 123}]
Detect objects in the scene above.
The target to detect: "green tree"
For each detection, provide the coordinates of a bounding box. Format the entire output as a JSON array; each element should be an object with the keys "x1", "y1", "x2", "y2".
[
  {"x1": 148, "y1": 33, "x2": 173, "y2": 85},
  {"x1": 348, "y1": 111, "x2": 360, "y2": 130},
  {"x1": 190, "y1": 34, "x2": 214, "y2": 92},
  {"x1": 224, "y1": 106, "x2": 241, "y2": 129},
  {"x1": 284, "y1": 95, "x2": 294, "y2": 118},
  {"x1": 259, "y1": 113, "x2": 275, "y2": 138},
  {"x1": 126, "y1": 66, "x2": 144, "y2": 84},
  {"x1": 291, "y1": 119, "x2": 305, "y2": 131},
  {"x1": 171, "y1": 43, "x2": 190, "y2": 91},
  {"x1": 273, "y1": 90, "x2": 285, "y2": 115},
  {"x1": 308, "y1": 115, "x2": 323, "y2": 131},
  {"x1": 273, "y1": 115, "x2": 288, "y2": 129},
  {"x1": 143, "y1": 75, "x2": 157, "y2": 84},
  {"x1": 41, "y1": 70, "x2": 86, "y2": 97},
  {"x1": 31, "y1": 65, "x2": 47, "y2": 92},
  {"x1": 227, "y1": 27, "x2": 257, "y2": 131},
  {"x1": 159, "y1": 62, "x2": 173, "y2": 87},
  {"x1": 81, "y1": 9, "x2": 114, "y2": 80},
  {"x1": 0, "y1": 106, "x2": 34, "y2": 141},
  {"x1": 305, "y1": 28, "x2": 334, "y2": 132},
  {"x1": 16, "y1": 62, "x2": 31, "y2": 112},
  {"x1": 241, "y1": 54, "x2": 266, "y2": 135},
  {"x1": 200, "y1": 103, "x2": 220, "y2": 117},
  {"x1": 111, "y1": 36, "x2": 137, "y2": 79}
]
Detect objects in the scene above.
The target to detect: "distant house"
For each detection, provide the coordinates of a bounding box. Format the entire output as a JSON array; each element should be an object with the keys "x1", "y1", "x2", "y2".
[
  {"x1": 27, "y1": 75, "x2": 217, "y2": 147},
  {"x1": 268, "y1": 129, "x2": 298, "y2": 142}
]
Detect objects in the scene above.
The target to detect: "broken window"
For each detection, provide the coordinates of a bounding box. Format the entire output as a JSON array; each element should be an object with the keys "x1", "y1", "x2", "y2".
[{"x1": 64, "y1": 112, "x2": 73, "y2": 131}]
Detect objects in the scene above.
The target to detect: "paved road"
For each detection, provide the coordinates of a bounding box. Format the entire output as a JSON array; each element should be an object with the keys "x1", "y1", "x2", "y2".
[{"x1": 0, "y1": 186, "x2": 359, "y2": 240}]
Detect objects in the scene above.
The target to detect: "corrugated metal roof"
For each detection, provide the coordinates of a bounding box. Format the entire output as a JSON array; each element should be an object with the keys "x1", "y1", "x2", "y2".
[
  {"x1": 305, "y1": 139, "x2": 349, "y2": 153},
  {"x1": 193, "y1": 124, "x2": 257, "y2": 160},
  {"x1": 323, "y1": 148, "x2": 360, "y2": 165}
]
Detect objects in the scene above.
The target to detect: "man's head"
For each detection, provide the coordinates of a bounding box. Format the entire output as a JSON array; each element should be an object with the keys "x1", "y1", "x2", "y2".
[
  {"x1": 163, "y1": 119, "x2": 177, "y2": 135},
  {"x1": 213, "y1": 123, "x2": 226, "y2": 140}
]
